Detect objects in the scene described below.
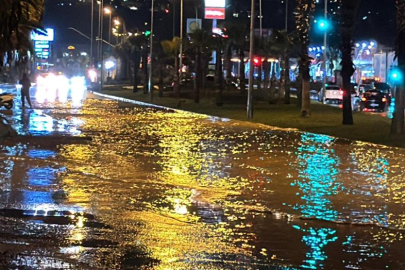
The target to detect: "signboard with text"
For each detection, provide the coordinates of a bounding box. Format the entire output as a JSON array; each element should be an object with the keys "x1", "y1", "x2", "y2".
[
  {"x1": 205, "y1": 8, "x2": 225, "y2": 20},
  {"x1": 31, "y1": 28, "x2": 54, "y2": 41}
]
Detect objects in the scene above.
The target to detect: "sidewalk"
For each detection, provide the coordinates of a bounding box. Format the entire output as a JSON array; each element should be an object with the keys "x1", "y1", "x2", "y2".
[{"x1": 94, "y1": 86, "x2": 404, "y2": 148}]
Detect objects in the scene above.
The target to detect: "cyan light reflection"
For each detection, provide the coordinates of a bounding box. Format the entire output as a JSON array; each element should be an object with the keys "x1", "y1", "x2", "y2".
[
  {"x1": 292, "y1": 133, "x2": 341, "y2": 221},
  {"x1": 294, "y1": 225, "x2": 338, "y2": 269}
]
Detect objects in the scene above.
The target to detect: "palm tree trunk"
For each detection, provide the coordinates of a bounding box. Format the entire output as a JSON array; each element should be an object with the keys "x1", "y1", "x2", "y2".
[
  {"x1": 284, "y1": 56, "x2": 291, "y2": 104},
  {"x1": 132, "y1": 52, "x2": 141, "y2": 93},
  {"x1": 340, "y1": 0, "x2": 360, "y2": 125},
  {"x1": 279, "y1": 58, "x2": 286, "y2": 103},
  {"x1": 239, "y1": 49, "x2": 246, "y2": 94},
  {"x1": 142, "y1": 49, "x2": 148, "y2": 94},
  {"x1": 263, "y1": 60, "x2": 270, "y2": 89},
  {"x1": 341, "y1": 36, "x2": 354, "y2": 125},
  {"x1": 173, "y1": 50, "x2": 180, "y2": 97},
  {"x1": 215, "y1": 49, "x2": 224, "y2": 106},
  {"x1": 225, "y1": 44, "x2": 233, "y2": 82},
  {"x1": 301, "y1": 50, "x2": 311, "y2": 117},
  {"x1": 390, "y1": 0, "x2": 405, "y2": 134},
  {"x1": 194, "y1": 48, "x2": 201, "y2": 103}
]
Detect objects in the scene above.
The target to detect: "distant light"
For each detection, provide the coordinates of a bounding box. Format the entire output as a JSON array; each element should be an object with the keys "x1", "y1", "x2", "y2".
[
  {"x1": 362, "y1": 42, "x2": 367, "y2": 48},
  {"x1": 129, "y1": 6, "x2": 138, "y2": 10},
  {"x1": 104, "y1": 7, "x2": 111, "y2": 14},
  {"x1": 370, "y1": 41, "x2": 375, "y2": 47},
  {"x1": 105, "y1": 60, "x2": 115, "y2": 69}
]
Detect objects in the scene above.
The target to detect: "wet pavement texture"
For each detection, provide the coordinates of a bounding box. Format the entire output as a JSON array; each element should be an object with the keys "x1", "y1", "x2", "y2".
[{"x1": 1, "y1": 84, "x2": 405, "y2": 269}]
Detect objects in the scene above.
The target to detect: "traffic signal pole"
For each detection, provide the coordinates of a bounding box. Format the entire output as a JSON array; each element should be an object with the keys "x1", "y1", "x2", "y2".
[
  {"x1": 247, "y1": 0, "x2": 255, "y2": 119},
  {"x1": 322, "y1": 0, "x2": 327, "y2": 97}
]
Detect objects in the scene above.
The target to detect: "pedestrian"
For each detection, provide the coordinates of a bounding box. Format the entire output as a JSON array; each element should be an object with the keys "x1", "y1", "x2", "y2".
[{"x1": 19, "y1": 73, "x2": 33, "y2": 109}]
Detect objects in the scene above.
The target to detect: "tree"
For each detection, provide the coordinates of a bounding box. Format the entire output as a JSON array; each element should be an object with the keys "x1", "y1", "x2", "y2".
[
  {"x1": 390, "y1": 0, "x2": 405, "y2": 134},
  {"x1": 224, "y1": 22, "x2": 249, "y2": 94},
  {"x1": 339, "y1": 0, "x2": 360, "y2": 125},
  {"x1": 295, "y1": 0, "x2": 315, "y2": 117},
  {"x1": 269, "y1": 30, "x2": 296, "y2": 104},
  {"x1": 189, "y1": 29, "x2": 211, "y2": 103},
  {"x1": 161, "y1": 37, "x2": 181, "y2": 97},
  {"x1": 210, "y1": 34, "x2": 225, "y2": 106},
  {"x1": 0, "y1": 0, "x2": 45, "y2": 73}
]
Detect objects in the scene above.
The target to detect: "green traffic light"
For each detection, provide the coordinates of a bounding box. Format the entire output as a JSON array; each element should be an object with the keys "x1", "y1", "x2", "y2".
[
  {"x1": 145, "y1": 30, "x2": 151, "y2": 36},
  {"x1": 317, "y1": 18, "x2": 330, "y2": 32},
  {"x1": 390, "y1": 68, "x2": 402, "y2": 82}
]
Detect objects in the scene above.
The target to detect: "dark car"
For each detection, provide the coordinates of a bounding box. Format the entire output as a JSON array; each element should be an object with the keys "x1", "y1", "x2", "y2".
[{"x1": 360, "y1": 89, "x2": 389, "y2": 112}]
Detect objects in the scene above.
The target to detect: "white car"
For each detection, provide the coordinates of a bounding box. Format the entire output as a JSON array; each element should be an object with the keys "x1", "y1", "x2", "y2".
[{"x1": 319, "y1": 85, "x2": 343, "y2": 104}]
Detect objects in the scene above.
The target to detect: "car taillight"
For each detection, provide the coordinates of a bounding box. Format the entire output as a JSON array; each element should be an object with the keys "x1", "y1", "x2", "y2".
[
  {"x1": 361, "y1": 97, "x2": 367, "y2": 102},
  {"x1": 382, "y1": 97, "x2": 387, "y2": 103},
  {"x1": 340, "y1": 90, "x2": 344, "y2": 95}
]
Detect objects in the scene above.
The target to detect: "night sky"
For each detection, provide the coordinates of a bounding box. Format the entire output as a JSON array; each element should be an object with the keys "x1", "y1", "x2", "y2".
[{"x1": 43, "y1": 0, "x2": 397, "y2": 51}]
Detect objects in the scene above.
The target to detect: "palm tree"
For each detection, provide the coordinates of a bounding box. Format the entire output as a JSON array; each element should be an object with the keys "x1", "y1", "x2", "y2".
[
  {"x1": 390, "y1": 0, "x2": 405, "y2": 134},
  {"x1": 161, "y1": 37, "x2": 181, "y2": 97},
  {"x1": 339, "y1": 0, "x2": 360, "y2": 125},
  {"x1": 224, "y1": 22, "x2": 249, "y2": 94},
  {"x1": 210, "y1": 34, "x2": 225, "y2": 106},
  {"x1": 269, "y1": 30, "x2": 296, "y2": 104},
  {"x1": 0, "y1": 0, "x2": 44, "y2": 72},
  {"x1": 188, "y1": 29, "x2": 212, "y2": 103},
  {"x1": 295, "y1": 0, "x2": 315, "y2": 117}
]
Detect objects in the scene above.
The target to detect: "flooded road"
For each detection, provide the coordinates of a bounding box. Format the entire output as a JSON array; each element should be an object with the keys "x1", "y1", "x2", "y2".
[{"x1": 1, "y1": 84, "x2": 405, "y2": 269}]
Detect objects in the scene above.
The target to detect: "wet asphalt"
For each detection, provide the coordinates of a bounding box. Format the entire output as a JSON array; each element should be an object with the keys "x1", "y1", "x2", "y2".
[{"x1": 0, "y1": 84, "x2": 405, "y2": 269}]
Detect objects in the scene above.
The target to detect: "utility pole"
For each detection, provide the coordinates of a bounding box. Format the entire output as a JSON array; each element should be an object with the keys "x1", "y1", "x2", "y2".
[
  {"x1": 179, "y1": 0, "x2": 184, "y2": 83},
  {"x1": 149, "y1": 0, "x2": 155, "y2": 101},
  {"x1": 322, "y1": 0, "x2": 328, "y2": 97},
  {"x1": 247, "y1": 0, "x2": 255, "y2": 119}
]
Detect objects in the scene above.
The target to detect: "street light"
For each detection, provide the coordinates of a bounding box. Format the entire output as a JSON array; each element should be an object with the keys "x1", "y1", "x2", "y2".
[{"x1": 104, "y1": 7, "x2": 112, "y2": 44}]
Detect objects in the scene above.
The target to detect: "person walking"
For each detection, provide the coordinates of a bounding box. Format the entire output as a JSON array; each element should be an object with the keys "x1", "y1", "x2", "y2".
[{"x1": 19, "y1": 73, "x2": 33, "y2": 109}]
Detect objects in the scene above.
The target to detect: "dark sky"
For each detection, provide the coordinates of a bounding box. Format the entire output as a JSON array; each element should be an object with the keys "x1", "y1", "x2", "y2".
[{"x1": 43, "y1": 0, "x2": 397, "y2": 51}]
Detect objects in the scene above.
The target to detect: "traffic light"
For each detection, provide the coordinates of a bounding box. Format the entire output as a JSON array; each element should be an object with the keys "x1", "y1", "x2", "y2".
[
  {"x1": 145, "y1": 30, "x2": 151, "y2": 37},
  {"x1": 390, "y1": 68, "x2": 403, "y2": 82},
  {"x1": 316, "y1": 18, "x2": 331, "y2": 32}
]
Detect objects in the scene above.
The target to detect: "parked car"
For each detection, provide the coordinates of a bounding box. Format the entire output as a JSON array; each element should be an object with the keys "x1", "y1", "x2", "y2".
[
  {"x1": 319, "y1": 85, "x2": 342, "y2": 104},
  {"x1": 360, "y1": 89, "x2": 389, "y2": 112}
]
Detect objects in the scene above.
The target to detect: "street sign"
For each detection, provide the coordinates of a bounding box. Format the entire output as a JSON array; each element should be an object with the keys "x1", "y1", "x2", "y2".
[{"x1": 205, "y1": 7, "x2": 225, "y2": 20}]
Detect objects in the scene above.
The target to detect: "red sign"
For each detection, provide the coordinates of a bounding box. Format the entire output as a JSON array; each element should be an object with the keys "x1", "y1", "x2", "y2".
[{"x1": 205, "y1": 7, "x2": 225, "y2": 20}]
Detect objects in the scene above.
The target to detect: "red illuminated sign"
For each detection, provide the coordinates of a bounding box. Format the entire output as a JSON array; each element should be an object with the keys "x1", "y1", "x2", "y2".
[{"x1": 205, "y1": 8, "x2": 225, "y2": 20}]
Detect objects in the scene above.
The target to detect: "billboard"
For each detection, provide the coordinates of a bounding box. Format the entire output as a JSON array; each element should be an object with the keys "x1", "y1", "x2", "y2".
[
  {"x1": 205, "y1": 0, "x2": 225, "y2": 8},
  {"x1": 31, "y1": 28, "x2": 54, "y2": 41},
  {"x1": 205, "y1": 8, "x2": 225, "y2": 20}
]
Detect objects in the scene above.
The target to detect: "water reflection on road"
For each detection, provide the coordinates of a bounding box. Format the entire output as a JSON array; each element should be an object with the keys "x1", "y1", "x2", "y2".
[{"x1": 1, "y1": 86, "x2": 405, "y2": 269}]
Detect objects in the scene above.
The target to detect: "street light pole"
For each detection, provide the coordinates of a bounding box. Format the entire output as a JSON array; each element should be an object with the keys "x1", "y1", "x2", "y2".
[
  {"x1": 179, "y1": 0, "x2": 184, "y2": 83},
  {"x1": 91, "y1": 0, "x2": 94, "y2": 65},
  {"x1": 322, "y1": 0, "x2": 328, "y2": 96},
  {"x1": 285, "y1": 0, "x2": 288, "y2": 31},
  {"x1": 108, "y1": 13, "x2": 112, "y2": 44},
  {"x1": 259, "y1": 0, "x2": 262, "y2": 38},
  {"x1": 149, "y1": 0, "x2": 155, "y2": 101},
  {"x1": 100, "y1": 0, "x2": 104, "y2": 90},
  {"x1": 247, "y1": 0, "x2": 255, "y2": 119}
]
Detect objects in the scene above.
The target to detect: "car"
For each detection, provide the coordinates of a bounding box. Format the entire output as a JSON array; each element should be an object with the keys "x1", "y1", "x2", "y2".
[
  {"x1": 319, "y1": 85, "x2": 342, "y2": 104},
  {"x1": 360, "y1": 89, "x2": 389, "y2": 112}
]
